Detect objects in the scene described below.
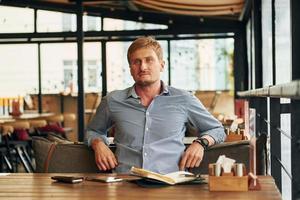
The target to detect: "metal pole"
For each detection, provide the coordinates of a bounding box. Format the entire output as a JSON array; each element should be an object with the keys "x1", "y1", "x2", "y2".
[
  {"x1": 101, "y1": 41, "x2": 107, "y2": 97},
  {"x1": 77, "y1": 0, "x2": 85, "y2": 141},
  {"x1": 37, "y1": 43, "x2": 42, "y2": 114}
]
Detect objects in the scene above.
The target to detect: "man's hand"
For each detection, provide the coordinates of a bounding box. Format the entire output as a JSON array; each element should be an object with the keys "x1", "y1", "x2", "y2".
[
  {"x1": 92, "y1": 138, "x2": 118, "y2": 171},
  {"x1": 179, "y1": 142, "x2": 204, "y2": 170}
]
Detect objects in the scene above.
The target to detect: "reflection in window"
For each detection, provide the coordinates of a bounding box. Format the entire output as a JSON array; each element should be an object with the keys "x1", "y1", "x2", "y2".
[
  {"x1": 0, "y1": 44, "x2": 38, "y2": 96},
  {"x1": 106, "y1": 41, "x2": 169, "y2": 92},
  {"x1": 0, "y1": 6, "x2": 34, "y2": 33},
  {"x1": 171, "y1": 39, "x2": 234, "y2": 91}
]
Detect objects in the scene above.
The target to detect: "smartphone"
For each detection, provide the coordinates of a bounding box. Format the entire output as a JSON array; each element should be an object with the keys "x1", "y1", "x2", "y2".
[
  {"x1": 86, "y1": 176, "x2": 123, "y2": 183},
  {"x1": 51, "y1": 176, "x2": 84, "y2": 184}
]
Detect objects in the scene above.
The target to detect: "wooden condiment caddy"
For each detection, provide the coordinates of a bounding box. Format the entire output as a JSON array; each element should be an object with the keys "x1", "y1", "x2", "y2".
[
  {"x1": 225, "y1": 128, "x2": 245, "y2": 142},
  {"x1": 208, "y1": 163, "x2": 248, "y2": 191}
]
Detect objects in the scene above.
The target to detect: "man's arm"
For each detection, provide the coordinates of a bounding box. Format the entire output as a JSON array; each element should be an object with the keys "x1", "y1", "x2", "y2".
[
  {"x1": 91, "y1": 138, "x2": 118, "y2": 171},
  {"x1": 85, "y1": 96, "x2": 118, "y2": 171},
  {"x1": 179, "y1": 94, "x2": 225, "y2": 170},
  {"x1": 179, "y1": 135, "x2": 214, "y2": 170}
]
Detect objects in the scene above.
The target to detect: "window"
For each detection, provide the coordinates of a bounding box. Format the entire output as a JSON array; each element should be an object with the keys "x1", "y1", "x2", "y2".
[
  {"x1": 0, "y1": 6, "x2": 34, "y2": 33},
  {"x1": 41, "y1": 43, "x2": 101, "y2": 94},
  {"x1": 246, "y1": 20, "x2": 252, "y2": 90},
  {"x1": 104, "y1": 18, "x2": 167, "y2": 31},
  {"x1": 38, "y1": 10, "x2": 76, "y2": 32},
  {"x1": 261, "y1": 0, "x2": 273, "y2": 86},
  {"x1": 275, "y1": 0, "x2": 291, "y2": 84},
  {"x1": 84, "y1": 16, "x2": 101, "y2": 31},
  {"x1": 0, "y1": 44, "x2": 38, "y2": 96},
  {"x1": 170, "y1": 39, "x2": 234, "y2": 91}
]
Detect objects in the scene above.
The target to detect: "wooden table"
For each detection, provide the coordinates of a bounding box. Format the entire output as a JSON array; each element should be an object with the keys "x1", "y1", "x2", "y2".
[{"x1": 0, "y1": 174, "x2": 281, "y2": 200}]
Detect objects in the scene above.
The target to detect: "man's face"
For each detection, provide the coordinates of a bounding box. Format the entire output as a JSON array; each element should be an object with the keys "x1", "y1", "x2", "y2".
[{"x1": 129, "y1": 47, "x2": 164, "y2": 87}]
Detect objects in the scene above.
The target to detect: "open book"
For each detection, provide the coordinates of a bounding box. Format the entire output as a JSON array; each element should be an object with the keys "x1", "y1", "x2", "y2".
[{"x1": 130, "y1": 166, "x2": 200, "y2": 185}]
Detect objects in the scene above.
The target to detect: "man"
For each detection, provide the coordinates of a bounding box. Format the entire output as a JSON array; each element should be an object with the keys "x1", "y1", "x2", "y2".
[{"x1": 86, "y1": 36, "x2": 225, "y2": 174}]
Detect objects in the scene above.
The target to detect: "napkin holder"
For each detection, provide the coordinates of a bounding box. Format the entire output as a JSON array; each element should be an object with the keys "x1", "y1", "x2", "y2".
[{"x1": 208, "y1": 163, "x2": 248, "y2": 191}]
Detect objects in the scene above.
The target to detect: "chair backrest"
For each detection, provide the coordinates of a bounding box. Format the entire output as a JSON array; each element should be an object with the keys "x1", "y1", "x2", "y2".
[
  {"x1": 29, "y1": 120, "x2": 47, "y2": 128},
  {"x1": 63, "y1": 113, "x2": 76, "y2": 121},
  {"x1": 32, "y1": 136, "x2": 100, "y2": 173},
  {"x1": 1, "y1": 125, "x2": 14, "y2": 136},
  {"x1": 46, "y1": 114, "x2": 64, "y2": 125},
  {"x1": 6, "y1": 121, "x2": 30, "y2": 129}
]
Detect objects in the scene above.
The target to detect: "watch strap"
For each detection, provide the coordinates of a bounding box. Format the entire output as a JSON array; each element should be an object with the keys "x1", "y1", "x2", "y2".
[{"x1": 193, "y1": 138, "x2": 209, "y2": 150}]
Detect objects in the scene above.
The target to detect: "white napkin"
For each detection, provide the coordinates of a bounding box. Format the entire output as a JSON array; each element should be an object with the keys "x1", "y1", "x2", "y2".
[{"x1": 216, "y1": 155, "x2": 236, "y2": 173}]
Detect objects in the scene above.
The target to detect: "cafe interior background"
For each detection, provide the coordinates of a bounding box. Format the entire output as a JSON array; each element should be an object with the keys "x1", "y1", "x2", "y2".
[{"x1": 0, "y1": 0, "x2": 299, "y2": 200}]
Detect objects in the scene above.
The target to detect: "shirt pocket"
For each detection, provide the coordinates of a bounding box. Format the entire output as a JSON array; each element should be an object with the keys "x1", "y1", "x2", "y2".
[{"x1": 149, "y1": 104, "x2": 187, "y2": 140}]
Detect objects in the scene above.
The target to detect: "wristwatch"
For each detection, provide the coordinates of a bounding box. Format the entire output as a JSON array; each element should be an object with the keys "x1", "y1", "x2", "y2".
[{"x1": 193, "y1": 137, "x2": 209, "y2": 150}]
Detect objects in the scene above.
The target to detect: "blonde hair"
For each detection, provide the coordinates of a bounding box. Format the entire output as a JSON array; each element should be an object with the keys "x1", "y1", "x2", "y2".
[{"x1": 127, "y1": 36, "x2": 163, "y2": 64}]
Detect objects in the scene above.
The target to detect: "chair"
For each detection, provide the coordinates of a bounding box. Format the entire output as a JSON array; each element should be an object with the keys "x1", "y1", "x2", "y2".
[
  {"x1": 0, "y1": 125, "x2": 13, "y2": 172},
  {"x1": 28, "y1": 119, "x2": 48, "y2": 136},
  {"x1": 46, "y1": 114, "x2": 64, "y2": 126},
  {"x1": 3, "y1": 121, "x2": 34, "y2": 172},
  {"x1": 44, "y1": 114, "x2": 75, "y2": 138}
]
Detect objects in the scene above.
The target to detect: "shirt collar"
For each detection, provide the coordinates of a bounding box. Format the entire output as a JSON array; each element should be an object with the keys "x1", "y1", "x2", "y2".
[{"x1": 126, "y1": 81, "x2": 170, "y2": 99}]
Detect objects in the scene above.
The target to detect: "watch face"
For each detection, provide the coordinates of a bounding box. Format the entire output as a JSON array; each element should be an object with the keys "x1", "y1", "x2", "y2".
[{"x1": 200, "y1": 138, "x2": 209, "y2": 146}]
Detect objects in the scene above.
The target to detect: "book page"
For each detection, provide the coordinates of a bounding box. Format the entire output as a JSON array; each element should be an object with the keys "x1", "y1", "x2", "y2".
[
  {"x1": 131, "y1": 167, "x2": 176, "y2": 185},
  {"x1": 164, "y1": 171, "x2": 196, "y2": 184},
  {"x1": 130, "y1": 167, "x2": 198, "y2": 185}
]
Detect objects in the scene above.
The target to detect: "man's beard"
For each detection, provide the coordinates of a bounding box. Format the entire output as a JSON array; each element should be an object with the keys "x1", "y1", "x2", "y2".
[{"x1": 136, "y1": 79, "x2": 156, "y2": 87}]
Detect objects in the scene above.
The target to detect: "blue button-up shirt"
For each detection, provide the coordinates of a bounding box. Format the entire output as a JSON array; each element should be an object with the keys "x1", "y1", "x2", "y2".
[{"x1": 86, "y1": 82, "x2": 225, "y2": 174}]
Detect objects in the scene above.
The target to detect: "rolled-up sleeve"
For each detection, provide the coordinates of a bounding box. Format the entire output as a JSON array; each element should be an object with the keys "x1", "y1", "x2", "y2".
[
  {"x1": 85, "y1": 96, "x2": 113, "y2": 146},
  {"x1": 186, "y1": 95, "x2": 225, "y2": 144}
]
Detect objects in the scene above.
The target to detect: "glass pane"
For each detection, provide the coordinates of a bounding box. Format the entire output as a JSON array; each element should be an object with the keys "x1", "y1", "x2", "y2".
[
  {"x1": 83, "y1": 15, "x2": 101, "y2": 31},
  {"x1": 107, "y1": 41, "x2": 133, "y2": 92},
  {"x1": 106, "y1": 41, "x2": 169, "y2": 92},
  {"x1": 104, "y1": 18, "x2": 167, "y2": 31},
  {"x1": 170, "y1": 39, "x2": 234, "y2": 91},
  {"x1": 261, "y1": 0, "x2": 273, "y2": 86},
  {"x1": 41, "y1": 43, "x2": 102, "y2": 94},
  {"x1": 37, "y1": 10, "x2": 76, "y2": 32},
  {"x1": 0, "y1": 44, "x2": 38, "y2": 96},
  {"x1": 0, "y1": 6, "x2": 34, "y2": 33},
  {"x1": 275, "y1": 0, "x2": 291, "y2": 84},
  {"x1": 246, "y1": 20, "x2": 252, "y2": 90},
  {"x1": 280, "y1": 113, "x2": 291, "y2": 200}
]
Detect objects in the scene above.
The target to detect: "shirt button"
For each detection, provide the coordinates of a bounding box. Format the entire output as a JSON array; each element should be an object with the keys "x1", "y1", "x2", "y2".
[
  {"x1": 146, "y1": 127, "x2": 149, "y2": 131},
  {"x1": 146, "y1": 112, "x2": 149, "y2": 115},
  {"x1": 144, "y1": 153, "x2": 147, "y2": 156}
]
